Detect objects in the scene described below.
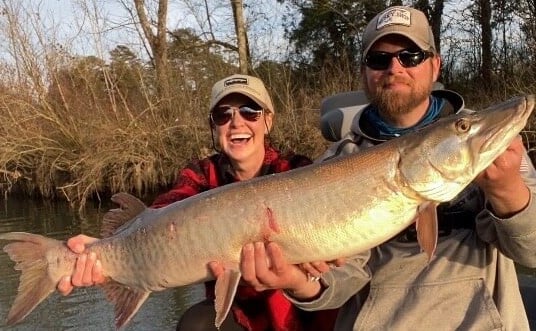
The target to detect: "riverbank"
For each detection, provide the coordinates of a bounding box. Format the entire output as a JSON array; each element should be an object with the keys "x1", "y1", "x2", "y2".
[{"x1": 0, "y1": 68, "x2": 535, "y2": 209}]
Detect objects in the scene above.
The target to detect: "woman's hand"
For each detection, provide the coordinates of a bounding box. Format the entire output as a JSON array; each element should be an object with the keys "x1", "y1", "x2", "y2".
[
  {"x1": 57, "y1": 235, "x2": 105, "y2": 296},
  {"x1": 209, "y1": 242, "x2": 343, "y2": 300}
]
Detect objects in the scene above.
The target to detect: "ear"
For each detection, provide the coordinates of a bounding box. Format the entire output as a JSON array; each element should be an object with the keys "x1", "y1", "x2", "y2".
[
  {"x1": 264, "y1": 113, "x2": 274, "y2": 134},
  {"x1": 431, "y1": 54, "x2": 442, "y2": 82}
]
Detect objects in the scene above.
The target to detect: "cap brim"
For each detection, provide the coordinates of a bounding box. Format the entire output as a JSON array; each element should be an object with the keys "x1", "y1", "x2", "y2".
[
  {"x1": 211, "y1": 90, "x2": 273, "y2": 114},
  {"x1": 363, "y1": 31, "x2": 431, "y2": 59}
]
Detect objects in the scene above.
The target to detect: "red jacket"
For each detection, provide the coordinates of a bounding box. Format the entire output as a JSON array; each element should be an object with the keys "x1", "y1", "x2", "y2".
[{"x1": 151, "y1": 145, "x2": 338, "y2": 331}]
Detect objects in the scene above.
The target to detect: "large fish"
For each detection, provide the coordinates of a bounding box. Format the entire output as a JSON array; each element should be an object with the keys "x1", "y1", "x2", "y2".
[{"x1": 0, "y1": 95, "x2": 534, "y2": 329}]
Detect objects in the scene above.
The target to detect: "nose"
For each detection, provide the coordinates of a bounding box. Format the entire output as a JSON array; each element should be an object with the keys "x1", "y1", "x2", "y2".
[
  {"x1": 229, "y1": 108, "x2": 245, "y2": 126},
  {"x1": 387, "y1": 55, "x2": 405, "y2": 72}
]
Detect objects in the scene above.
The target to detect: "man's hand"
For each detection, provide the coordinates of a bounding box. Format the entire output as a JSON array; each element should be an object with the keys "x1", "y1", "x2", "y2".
[
  {"x1": 475, "y1": 136, "x2": 530, "y2": 217},
  {"x1": 298, "y1": 258, "x2": 346, "y2": 279},
  {"x1": 57, "y1": 235, "x2": 105, "y2": 296}
]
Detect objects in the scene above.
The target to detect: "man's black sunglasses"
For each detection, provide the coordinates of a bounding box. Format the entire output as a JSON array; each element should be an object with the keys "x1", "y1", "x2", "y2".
[
  {"x1": 363, "y1": 49, "x2": 434, "y2": 70},
  {"x1": 210, "y1": 104, "x2": 263, "y2": 126}
]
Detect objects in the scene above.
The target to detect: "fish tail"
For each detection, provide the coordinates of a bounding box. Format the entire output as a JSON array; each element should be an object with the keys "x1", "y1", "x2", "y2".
[{"x1": 0, "y1": 232, "x2": 68, "y2": 326}]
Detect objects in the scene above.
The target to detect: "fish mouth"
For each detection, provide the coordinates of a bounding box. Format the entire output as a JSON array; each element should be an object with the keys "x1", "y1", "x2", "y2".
[{"x1": 479, "y1": 95, "x2": 533, "y2": 155}]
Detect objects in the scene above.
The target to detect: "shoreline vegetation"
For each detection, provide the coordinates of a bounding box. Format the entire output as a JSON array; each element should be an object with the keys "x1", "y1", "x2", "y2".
[
  {"x1": 1, "y1": 64, "x2": 535, "y2": 210},
  {"x1": 0, "y1": 61, "x2": 338, "y2": 209}
]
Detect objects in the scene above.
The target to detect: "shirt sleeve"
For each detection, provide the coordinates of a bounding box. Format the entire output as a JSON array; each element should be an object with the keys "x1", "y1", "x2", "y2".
[
  {"x1": 476, "y1": 151, "x2": 536, "y2": 267},
  {"x1": 150, "y1": 162, "x2": 209, "y2": 208},
  {"x1": 285, "y1": 251, "x2": 372, "y2": 311}
]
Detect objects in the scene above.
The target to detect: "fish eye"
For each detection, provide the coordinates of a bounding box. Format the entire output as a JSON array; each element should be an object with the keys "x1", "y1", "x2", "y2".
[{"x1": 455, "y1": 119, "x2": 471, "y2": 132}]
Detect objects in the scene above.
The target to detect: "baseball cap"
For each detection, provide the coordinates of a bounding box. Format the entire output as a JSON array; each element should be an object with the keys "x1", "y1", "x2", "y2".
[
  {"x1": 209, "y1": 74, "x2": 275, "y2": 114},
  {"x1": 362, "y1": 6, "x2": 436, "y2": 58}
]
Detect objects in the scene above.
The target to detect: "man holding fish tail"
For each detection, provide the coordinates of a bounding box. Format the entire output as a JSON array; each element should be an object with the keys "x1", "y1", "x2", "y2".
[{"x1": 230, "y1": 6, "x2": 536, "y2": 331}]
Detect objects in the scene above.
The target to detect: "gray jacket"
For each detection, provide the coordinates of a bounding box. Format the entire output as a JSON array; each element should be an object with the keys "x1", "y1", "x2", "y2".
[{"x1": 289, "y1": 91, "x2": 536, "y2": 330}]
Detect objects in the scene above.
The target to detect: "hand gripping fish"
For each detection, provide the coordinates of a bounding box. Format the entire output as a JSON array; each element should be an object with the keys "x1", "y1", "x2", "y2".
[{"x1": 0, "y1": 95, "x2": 534, "y2": 329}]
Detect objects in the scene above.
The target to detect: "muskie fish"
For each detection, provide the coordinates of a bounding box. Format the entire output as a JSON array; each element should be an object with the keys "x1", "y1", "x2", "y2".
[{"x1": 0, "y1": 95, "x2": 534, "y2": 329}]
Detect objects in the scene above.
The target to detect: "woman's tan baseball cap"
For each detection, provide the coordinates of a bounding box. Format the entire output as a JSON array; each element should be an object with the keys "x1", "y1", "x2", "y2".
[{"x1": 209, "y1": 74, "x2": 275, "y2": 114}]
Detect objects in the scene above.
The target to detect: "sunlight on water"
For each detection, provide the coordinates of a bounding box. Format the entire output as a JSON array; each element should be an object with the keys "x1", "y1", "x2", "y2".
[{"x1": 0, "y1": 197, "x2": 204, "y2": 331}]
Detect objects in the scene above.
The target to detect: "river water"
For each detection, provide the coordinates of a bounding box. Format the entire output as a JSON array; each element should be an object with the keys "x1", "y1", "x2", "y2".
[{"x1": 0, "y1": 196, "x2": 204, "y2": 331}]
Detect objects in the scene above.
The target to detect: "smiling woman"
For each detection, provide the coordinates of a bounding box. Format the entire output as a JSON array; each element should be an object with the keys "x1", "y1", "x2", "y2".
[
  {"x1": 57, "y1": 74, "x2": 339, "y2": 331},
  {"x1": 205, "y1": 74, "x2": 276, "y2": 181},
  {"x1": 151, "y1": 75, "x2": 339, "y2": 330}
]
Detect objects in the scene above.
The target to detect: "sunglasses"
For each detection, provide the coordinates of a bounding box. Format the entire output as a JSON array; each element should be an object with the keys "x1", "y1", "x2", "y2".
[
  {"x1": 210, "y1": 104, "x2": 264, "y2": 126},
  {"x1": 363, "y1": 49, "x2": 434, "y2": 71}
]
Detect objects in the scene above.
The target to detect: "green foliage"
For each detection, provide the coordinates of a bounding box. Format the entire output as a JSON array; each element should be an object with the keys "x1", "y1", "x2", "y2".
[{"x1": 282, "y1": 1, "x2": 365, "y2": 84}]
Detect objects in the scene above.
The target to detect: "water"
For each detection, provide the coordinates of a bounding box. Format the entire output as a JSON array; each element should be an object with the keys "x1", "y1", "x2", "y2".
[{"x1": 0, "y1": 197, "x2": 204, "y2": 331}]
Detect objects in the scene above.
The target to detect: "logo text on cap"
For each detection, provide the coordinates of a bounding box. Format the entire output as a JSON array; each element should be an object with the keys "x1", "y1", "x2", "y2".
[
  {"x1": 224, "y1": 77, "x2": 248, "y2": 87},
  {"x1": 376, "y1": 8, "x2": 411, "y2": 30}
]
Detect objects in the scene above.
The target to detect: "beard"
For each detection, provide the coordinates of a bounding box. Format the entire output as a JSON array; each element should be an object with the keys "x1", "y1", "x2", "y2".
[{"x1": 363, "y1": 75, "x2": 432, "y2": 124}]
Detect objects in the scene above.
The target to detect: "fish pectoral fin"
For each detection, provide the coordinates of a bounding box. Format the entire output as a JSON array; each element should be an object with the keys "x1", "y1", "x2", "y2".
[
  {"x1": 0, "y1": 232, "x2": 64, "y2": 326},
  {"x1": 101, "y1": 281, "x2": 150, "y2": 329},
  {"x1": 214, "y1": 268, "x2": 241, "y2": 329},
  {"x1": 415, "y1": 202, "x2": 439, "y2": 262}
]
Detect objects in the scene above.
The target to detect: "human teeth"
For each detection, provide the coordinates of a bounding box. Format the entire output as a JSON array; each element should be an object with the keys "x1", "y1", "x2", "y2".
[{"x1": 231, "y1": 134, "x2": 251, "y2": 139}]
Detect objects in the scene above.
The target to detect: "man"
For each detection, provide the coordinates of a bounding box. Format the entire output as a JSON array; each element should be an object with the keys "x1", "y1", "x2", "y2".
[{"x1": 223, "y1": 6, "x2": 536, "y2": 330}]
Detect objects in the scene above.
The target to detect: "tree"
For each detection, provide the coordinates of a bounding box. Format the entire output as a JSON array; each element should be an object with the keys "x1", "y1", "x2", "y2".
[
  {"x1": 279, "y1": 0, "x2": 387, "y2": 88},
  {"x1": 131, "y1": 0, "x2": 172, "y2": 116},
  {"x1": 519, "y1": 0, "x2": 536, "y2": 75},
  {"x1": 477, "y1": 0, "x2": 493, "y2": 88},
  {"x1": 413, "y1": 0, "x2": 445, "y2": 56},
  {"x1": 167, "y1": 28, "x2": 236, "y2": 95},
  {"x1": 230, "y1": 0, "x2": 250, "y2": 74},
  {"x1": 109, "y1": 45, "x2": 151, "y2": 111}
]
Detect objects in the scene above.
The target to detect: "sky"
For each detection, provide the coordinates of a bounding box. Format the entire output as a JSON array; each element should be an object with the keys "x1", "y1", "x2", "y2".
[{"x1": 23, "y1": 0, "x2": 291, "y2": 63}]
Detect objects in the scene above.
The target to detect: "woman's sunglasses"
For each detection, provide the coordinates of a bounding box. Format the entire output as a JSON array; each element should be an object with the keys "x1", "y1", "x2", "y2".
[
  {"x1": 363, "y1": 49, "x2": 434, "y2": 71},
  {"x1": 210, "y1": 104, "x2": 264, "y2": 126}
]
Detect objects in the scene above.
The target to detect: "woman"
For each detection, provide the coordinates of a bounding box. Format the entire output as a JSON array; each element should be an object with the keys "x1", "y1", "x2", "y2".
[{"x1": 58, "y1": 74, "x2": 338, "y2": 331}]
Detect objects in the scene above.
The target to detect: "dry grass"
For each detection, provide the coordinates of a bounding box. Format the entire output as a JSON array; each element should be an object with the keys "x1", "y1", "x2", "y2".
[
  {"x1": 0, "y1": 57, "x2": 336, "y2": 209},
  {"x1": 2, "y1": 61, "x2": 536, "y2": 210},
  {"x1": 0, "y1": 60, "x2": 212, "y2": 208}
]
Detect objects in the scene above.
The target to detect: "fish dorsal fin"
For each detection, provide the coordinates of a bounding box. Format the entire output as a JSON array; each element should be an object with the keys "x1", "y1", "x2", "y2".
[
  {"x1": 101, "y1": 193, "x2": 147, "y2": 238},
  {"x1": 415, "y1": 202, "x2": 439, "y2": 262},
  {"x1": 101, "y1": 281, "x2": 150, "y2": 329},
  {"x1": 214, "y1": 268, "x2": 241, "y2": 328}
]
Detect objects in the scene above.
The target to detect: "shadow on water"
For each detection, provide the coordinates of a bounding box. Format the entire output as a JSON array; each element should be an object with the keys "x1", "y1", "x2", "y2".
[{"x1": 0, "y1": 197, "x2": 204, "y2": 331}]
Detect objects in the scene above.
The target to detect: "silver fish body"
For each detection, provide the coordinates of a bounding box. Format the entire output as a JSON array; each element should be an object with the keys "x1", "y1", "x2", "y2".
[{"x1": 1, "y1": 95, "x2": 534, "y2": 329}]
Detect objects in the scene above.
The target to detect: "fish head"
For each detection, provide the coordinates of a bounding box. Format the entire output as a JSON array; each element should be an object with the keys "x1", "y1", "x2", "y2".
[{"x1": 398, "y1": 95, "x2": 534, "y2": 202}]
